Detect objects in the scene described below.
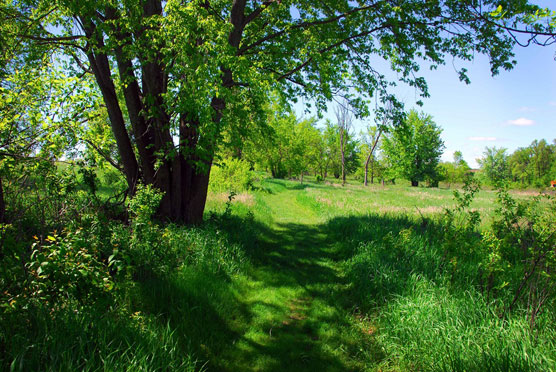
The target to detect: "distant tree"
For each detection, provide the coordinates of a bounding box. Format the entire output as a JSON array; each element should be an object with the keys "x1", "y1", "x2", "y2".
[
  {"x1": 334, "y1": 101, "x2": 353, "y2": 187},
  {"x1": 478, "y1": 147, "x2": 510, "y2": 185},
  {"x1": 382, "y1": 110, "x2": 445, "y2": 187},
  {"x1": 439, "y1": 151, "x2": 471, "y2": 187},
  {"x1": 297, "y1": 120, "x2": 324, "y2": 182},
  {"x1": 245, "y1": 102, "x2": 320, "y2": 182},
  {"x1": 530, "y1": 139, "x2": 554, "y2": 185},
  {"x1": 509, "y1": 147, "x2": 534, "y2": 185},
  {"x1": 360, "y1": 125, "x2": 382, "y2": 186},
  {"x1": 360, "y1": 101, "x2": 402, "y2": 186}
]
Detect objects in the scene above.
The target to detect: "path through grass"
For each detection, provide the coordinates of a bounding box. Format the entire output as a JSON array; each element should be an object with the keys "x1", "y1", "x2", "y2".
[{"x1": 213, "y1": 180, "x2": 376, "y2": 371}]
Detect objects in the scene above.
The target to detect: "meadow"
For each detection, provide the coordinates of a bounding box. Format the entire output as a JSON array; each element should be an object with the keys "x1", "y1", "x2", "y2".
[{"x1": 2, "y1": 173, "x2": 555, "y2": 371}]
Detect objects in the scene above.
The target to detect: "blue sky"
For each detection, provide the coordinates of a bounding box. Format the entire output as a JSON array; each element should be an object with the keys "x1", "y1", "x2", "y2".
[
  {"x1": 393, "y1": 43, "x2": 556, "y2": 168},
  {"x1": 294, "y1": 6, "x2": 556, "y2": 168}
]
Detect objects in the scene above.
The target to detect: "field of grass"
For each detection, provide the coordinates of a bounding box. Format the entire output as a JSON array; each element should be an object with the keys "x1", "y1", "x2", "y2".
[
  {"x1": 2, "y1": 174, "x2": 555, "y2": 371},
  {"x1": 201, "y1": 177, "x2": 555, "y2": 371}
]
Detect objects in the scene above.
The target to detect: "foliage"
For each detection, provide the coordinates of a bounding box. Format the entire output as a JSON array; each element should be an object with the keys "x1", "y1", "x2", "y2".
[
  {"x1": 508, "y1": 139, "x2": 555, "y2": 187},
  {"x1": 484, "y1": 186, "x2": 556, "y2": 325},
  {"x1": 245, "y1": 102, "x2": 323, "y2": 180},
  {"x1": 1, "y1": 180, "x2": 249, "y2": 371},
  {"x1": 478, "y1": 147, "x2": 511, "y2": 186},
  {"x1": 3, "y1": 0, "x2": 552, "y2": 222},
  {"x1": 382, "y1": 110, "x2": 445, "y2": 186},
  {"x1": 439, "y1": 150, "x2": 472, "y2": 187},
  {"x1": 209, "y1": 157, "x2": 254, "y2": 193}
]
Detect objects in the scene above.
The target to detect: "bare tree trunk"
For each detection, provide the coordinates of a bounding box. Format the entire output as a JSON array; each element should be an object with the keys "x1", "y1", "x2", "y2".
[
  {"x1": 335, "y1": 100, "x2": 352, "y2": 187},
  {"x1": 364, "y1": 153, "x2": 370, "y2": 186},
  {"x1": 370, "y1": 158, "x2": 375, "y2": 184},
  {"x1": 341, "y1": 126, "x2": 346, "y2": 186},
  {"x1": 364, "y1": 129, "x2": 382, "y2": 186}
]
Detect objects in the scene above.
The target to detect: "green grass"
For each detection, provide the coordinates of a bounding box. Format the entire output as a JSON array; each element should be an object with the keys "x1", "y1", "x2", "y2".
[{"x1": 3, "y1": 175, "x2": 555, "y2": 371}]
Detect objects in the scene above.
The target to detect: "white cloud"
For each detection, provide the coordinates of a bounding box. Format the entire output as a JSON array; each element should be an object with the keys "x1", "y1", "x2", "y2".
[
  {"x1": 468, "y1": 136, "x2": 498, "y2": 141},
  {"x1": 518, "y1": 106, "x2": 536, "y2": 113},
  {"x1": 506, "y1": 117, "x2": 535, "y2": 126}
]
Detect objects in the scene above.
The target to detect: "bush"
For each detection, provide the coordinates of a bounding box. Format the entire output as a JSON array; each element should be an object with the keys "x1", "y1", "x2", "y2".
[{"x1": 209, "y1": 157, "x2": 253, "y2": 193}]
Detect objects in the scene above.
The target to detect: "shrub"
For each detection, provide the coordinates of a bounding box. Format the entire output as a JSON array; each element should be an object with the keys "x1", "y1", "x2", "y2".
[{"x1": 209, "y1": 157, "x2": 253, "y2": 193}]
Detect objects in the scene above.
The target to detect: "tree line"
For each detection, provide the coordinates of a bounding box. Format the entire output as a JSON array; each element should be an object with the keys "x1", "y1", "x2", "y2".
[
  {"x1": 215, "y1": 101, "x2": 555, "y2": 191},
  {"x1": 216, "y1": 101, "x2": 448, "y2": 188},
  {"x1": 478, "y1": 141, "x2": 556, "y2": 188}
]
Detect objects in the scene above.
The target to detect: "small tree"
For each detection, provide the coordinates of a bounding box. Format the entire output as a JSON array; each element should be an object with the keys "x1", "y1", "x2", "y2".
[
  {"x1": 478, "y1": 147, "x2": 510, "y2": 186},
  {"x1": 361, "y1": 101, "x2": 402, "y2": 186},
  {"x1": 441, "y1": 151, "x2": 471, "y2": 187},
  {"x1": 360, "y1": 125, "x2": 382, "y2": 186}
]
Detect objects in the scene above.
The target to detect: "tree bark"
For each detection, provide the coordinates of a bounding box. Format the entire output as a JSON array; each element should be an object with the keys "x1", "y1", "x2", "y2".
[
  {"x1": 0, "y1": 176, "x2": 5, "y2": 223},
  {"x1": 364, "y1": 155, "x2": 370, "y2": 186},
  {"x1": 364, "y1": 130, "x2": 382, "y2": 186},
  {"x1": 105, "y1": 6, "x2": 157, "y2": 184},
  {"x1": 170, "y1": 113, "x2": 213, "y2": 224},
  {"x1": 340, "y1": 126, "x2": 346, "y2": 186},
  {"x1": 370, "y1": 158, "x2": 375, "y2": 184},
  {"x1": 84, "y1": 36, "x2": 139, "y2": 192}
]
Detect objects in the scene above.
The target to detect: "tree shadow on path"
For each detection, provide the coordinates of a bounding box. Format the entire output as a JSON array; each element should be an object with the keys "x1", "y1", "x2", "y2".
[{"x1": 210, "y1": 215, "x2": 385, "y2": 371}]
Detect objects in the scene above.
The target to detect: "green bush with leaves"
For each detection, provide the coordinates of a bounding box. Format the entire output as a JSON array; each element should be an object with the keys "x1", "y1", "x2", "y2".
[
  {"x1": 209, "y1": 157, "x2": 253, "y2": 193},
  {"x1": 481, "y1": 186, "x2": 556, "y2": 325}
]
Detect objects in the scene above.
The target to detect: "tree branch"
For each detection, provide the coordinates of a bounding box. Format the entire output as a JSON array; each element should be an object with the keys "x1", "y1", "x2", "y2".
[{"x1": 238, "y1": 2, "x2": 382, "y2": 55}]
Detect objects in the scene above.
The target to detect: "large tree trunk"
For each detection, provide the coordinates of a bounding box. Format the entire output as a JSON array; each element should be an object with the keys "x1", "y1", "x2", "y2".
[
  {"x1": 80, "y1": 0, "x2": 247, "y2": 224},
  {"x1": 83, "y1": 26, "x2": 139, "y2": 192},
  {"x1": 166, "y1": 114, "x2": 213, "y2": 224}
]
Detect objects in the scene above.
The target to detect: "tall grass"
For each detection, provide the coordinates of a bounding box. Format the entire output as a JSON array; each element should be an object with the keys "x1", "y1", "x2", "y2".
[
  {"x1": 338, "y1": 211, "x2": 556, "y2": 372},
  {"x1": 3, "y1": 174, "x2": 555, "y2": 371}
]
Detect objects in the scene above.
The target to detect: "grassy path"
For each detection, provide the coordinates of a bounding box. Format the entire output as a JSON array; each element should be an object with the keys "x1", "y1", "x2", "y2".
[{"x1": 214, "y1": 181, "x2": 375, "y2": 371}]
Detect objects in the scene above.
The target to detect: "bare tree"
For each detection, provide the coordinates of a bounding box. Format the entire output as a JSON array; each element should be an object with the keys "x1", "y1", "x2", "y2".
[
  {"x1": 334, "y1": 100, "x2": 353, "y2": 187},
  {"x1": 363, "y1": 127, "x2": 381, "y2": 186},
  {"x1": 362, "y1": 101, "x2": 395, "y2": 186}
]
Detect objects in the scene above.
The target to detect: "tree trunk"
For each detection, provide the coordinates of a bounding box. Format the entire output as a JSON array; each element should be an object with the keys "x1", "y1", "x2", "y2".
[
  {"x1": 106, "y1": 7, "x2": 156, "y2": 184},
  {"x1": 370, "y1": 158, "x2": 375, "y2": 184},
  {"x1": 84, "y1": 31, "x2": 139, "y2": 192},
  {"x1": 411, "y1": 180, "x2": 419, "y2": 187},
  {"x1": 0, "y1": 176, "x2": 5, "y2": 224},
  {"x1": 340, "y1": 127, "x2": 346, "y2": 186},
  {"x1": 364, "y1": 130, "x2": 381, "y2": 187},
  {"x1": 364, "y1": 152, "x2": 371, "y2": 186},
  {"x1": 163, "y1": 113, "x2": 213, "y2": 224}
]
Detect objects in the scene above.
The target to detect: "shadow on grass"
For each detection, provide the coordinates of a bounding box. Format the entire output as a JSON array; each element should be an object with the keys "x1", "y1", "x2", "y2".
[
  {"x1": 201, "y1": 214, "x2": 394, "y2": 371},
  {"x1": 5, "y1": 207, "x2": 541, "y2": 371}
]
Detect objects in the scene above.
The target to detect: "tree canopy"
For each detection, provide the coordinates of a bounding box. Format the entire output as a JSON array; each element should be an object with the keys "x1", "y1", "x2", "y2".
[{"x1": 383, "y1": 110, "x2": 444, "y2": 187}]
